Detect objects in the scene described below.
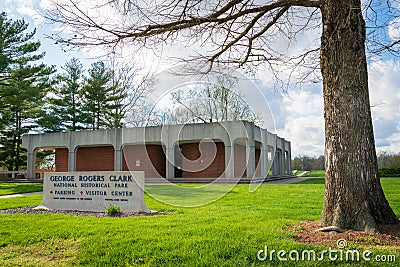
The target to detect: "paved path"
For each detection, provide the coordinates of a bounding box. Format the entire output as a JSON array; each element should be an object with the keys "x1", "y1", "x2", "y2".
[{"x1": 0, "y1": 191, "x2": 42, "y2": 199}]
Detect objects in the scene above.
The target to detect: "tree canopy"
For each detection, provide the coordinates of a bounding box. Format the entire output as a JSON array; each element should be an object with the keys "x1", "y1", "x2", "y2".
[{"x1": 0, "y1": 12, "x2": 54, "y2": 171}]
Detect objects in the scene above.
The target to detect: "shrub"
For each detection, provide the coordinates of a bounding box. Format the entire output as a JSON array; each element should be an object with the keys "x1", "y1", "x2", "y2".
[
  {"x1": 105, "y1": 205, "x2": 121, "y2": 216},
  {"x1": 379, "y1": 166, "x2": 400, "y2": 177}
]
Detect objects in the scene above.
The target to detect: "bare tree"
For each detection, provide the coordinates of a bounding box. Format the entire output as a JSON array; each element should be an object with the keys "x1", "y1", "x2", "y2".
[
  {"x1": 169, "y1": 75, "x2": 262, "y2": 124},
  {"x1": 107, "y1": 55, "x2": 154, "y2": 128},
  {"x1": 45, "y1": 0, "x2": 400, "y2": 232},
  {"x1": 123, "y1": 71, "x2": 155, "y2": 127},
  {"x1": 377, "y1": 151, "x2": 400, "y2": 168}
]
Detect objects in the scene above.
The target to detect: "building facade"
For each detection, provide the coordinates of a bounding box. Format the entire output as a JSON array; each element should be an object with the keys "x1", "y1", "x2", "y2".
[{"x1": 22, "y1": 121, "x2": 291, "y2": 180}]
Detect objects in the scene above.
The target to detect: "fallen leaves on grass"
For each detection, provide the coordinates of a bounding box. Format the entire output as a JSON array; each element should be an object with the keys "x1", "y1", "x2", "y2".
[
  {"x1": 290, "y1": 221, "x2": 400, "y2": 252},
  {"x1": 0, "y1": 237, "x2": 82, "y2": 267},
  {"x1": 0, "y1": 206, "x2": 171, "y2": 217}
]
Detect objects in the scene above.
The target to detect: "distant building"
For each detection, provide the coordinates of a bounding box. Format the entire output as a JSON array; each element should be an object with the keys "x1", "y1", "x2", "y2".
[{"x1": 22, "y1": 121, "x2": 291, "y2": 180}]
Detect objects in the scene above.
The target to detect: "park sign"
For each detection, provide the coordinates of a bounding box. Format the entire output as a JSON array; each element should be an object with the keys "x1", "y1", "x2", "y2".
[{"x1": 40, "y1": 171, "x2": 149, "y2": 212}]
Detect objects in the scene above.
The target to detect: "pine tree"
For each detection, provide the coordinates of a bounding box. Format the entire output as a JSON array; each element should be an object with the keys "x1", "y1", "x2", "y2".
[
  {"x1": 0, "y1": 12, "x2": 54, "y2": 171},
  {"x1": 82, "y1": 61, "x2": 117, "y2": 130},
  {"x1": 40, "y1": 58, "x2": 86, "y2": 132},
  {"x1": 105, "y1": 71, "x2": 127, "y2": 128}
]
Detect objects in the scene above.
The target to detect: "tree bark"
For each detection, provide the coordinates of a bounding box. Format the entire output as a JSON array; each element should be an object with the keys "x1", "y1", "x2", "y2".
[{"x1": 320, "y1": 0, "x2": 399, "y2": 231}]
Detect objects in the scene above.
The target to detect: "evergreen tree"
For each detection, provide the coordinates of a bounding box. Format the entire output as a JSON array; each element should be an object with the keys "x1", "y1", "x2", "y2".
[
  {"x1": 0, "y1": 12, "x2": 54, "y2": 170},
  {"x1": 39, "y1": 58, "x2": 86, "y2": 131},
  {"x1": 105, "y1": 69, "x2": 128, "y2": 128},
  {"x1": 83, "y1": 61, "x2": 118, "y2": 130}
]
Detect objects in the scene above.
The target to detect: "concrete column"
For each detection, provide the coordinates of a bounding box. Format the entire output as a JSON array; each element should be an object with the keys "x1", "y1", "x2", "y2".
[
  {"x1": 27, "y1": 149, "x2": 35, "y2": 179},
  {"x1": 68, "y1": 149, "x2": 76, "y2": 172},
  {"x1": 166, "y1": 146, "x2": 175, "y2": 179},
  {"x1": 284, "y1": 141, "x2": 290, "y2": 175},
  {"x1": 272, "y1": 151, "x2": 278, "y2": 176},
  {"x1": 280, "y1": 149, "x2": 285, "y2": 176},
  {"x1": 287, "y1": 142, "x2": 292, "y2": 174},
  {"x1": 260, "y1": 147, "x2": 268, "y2": 178},
  {"x1": 266, "y1": 147, "x2": 271, "y2": 177},
  {"x1": 114, "y1": 128, "x2": 123, "y2": 171},
  {"x1": 68, "y1": 132, "x2": 76, "y2": 172},
  {"x1": 285, "y1": 151, "x2": 289, "y2": 175},
  {"x1": 271, "y1": 134, "x2": 278, "y2": 176},
  {"x1": 260, "y1": 130, "x2": 268, "y2": 178},
  {"x1": 114, "y1": 149, "x2": 122, "y2": 171},
  {"x1": 246, "y1": 141, "x2": 255, "y2": 178},
  {"x1": 224, "y1": 144, "x2": 234, "y2": 178}
]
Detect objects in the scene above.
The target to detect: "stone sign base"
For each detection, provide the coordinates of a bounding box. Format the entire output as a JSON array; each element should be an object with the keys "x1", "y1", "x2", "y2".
[{"x1": 40, "y1": 171, "x2": 149, "y2": 213}]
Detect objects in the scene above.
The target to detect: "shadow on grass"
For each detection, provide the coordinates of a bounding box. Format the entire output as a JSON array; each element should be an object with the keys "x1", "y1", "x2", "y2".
[
  {"x1": 295, "y1": 178, "x2": 325, "y2": 184},
  {"x1": 145, "y1": 184, "x2": 237, "y2": 207},
  {"x1": 0, "y1": 183, "x2": 43, "y2": 196}
]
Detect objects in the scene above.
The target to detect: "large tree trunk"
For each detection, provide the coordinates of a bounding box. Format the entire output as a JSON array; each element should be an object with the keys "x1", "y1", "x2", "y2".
[{"x1": 320, "y1": 0, "x2": 399, "y2": 232}]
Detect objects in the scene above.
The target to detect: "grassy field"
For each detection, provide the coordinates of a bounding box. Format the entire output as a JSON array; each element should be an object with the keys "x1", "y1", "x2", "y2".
[
  {"x1": 0, "y1": 182, "x2": 43, "y2": 196},
  {"x1": 296, "y1": 178, "x2": 326, "y2": 184},
  {"x1": 0, "y1": 179, "x2": 399, "y2": 266},
  {"x1": 302, "y1": 170, "x2": 326, "y2": 177}
]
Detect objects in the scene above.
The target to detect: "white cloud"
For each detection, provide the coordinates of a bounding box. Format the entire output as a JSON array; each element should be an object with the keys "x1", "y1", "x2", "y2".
[
  {"x1": 2, "y1": 0, "x2": 45, "y2": 26},
  {"x1": 369, "y1": 60, "x2": 400, "y2": 121},
  {"x1": 282, "y1": 88, "x2": 323, "y2": 117},
  {"x1": 389, "y1": 18, "x2": 400, "y2": 41},
  {"x1": 278, "y1": 115, "x2": 325, "y2": 157},
  {"x1": 16, "y1": 5, "x2": 44, "y2": 26},
  {"x1": 368, "y1": 60, "x2": 400, "y2": 153},
  {"x1": 376, "y1": 132, "x2": 400, "y2": 154},
  {"x1": 39, "y1": 0, "x2": 53, "y2": 10},
  {"x1": 266, "y1": 85, "x2": 325, "y2": 156}
]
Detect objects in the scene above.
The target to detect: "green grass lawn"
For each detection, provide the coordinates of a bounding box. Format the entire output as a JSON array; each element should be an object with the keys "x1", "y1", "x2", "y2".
[
  {"x1": 0, "y1": 182, "x2": 43, "y2": 196},
  {"x1": 0, "y1": 179, "x2": 399, "y2": 266},
  {"x1": 296, "y1": 178, "x2": 326, "y2": 184},
  {"x1": 302, "y1": 170, "x2": 326, "y2": 177}
]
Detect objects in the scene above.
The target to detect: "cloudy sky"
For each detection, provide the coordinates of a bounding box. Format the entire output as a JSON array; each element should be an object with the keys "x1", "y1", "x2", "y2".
[{"x1": 2, "y1": 0, "x2": 399, "y2": 157}]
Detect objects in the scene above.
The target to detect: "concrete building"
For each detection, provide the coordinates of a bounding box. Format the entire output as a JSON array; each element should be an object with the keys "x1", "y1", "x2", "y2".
[{"x1": 22, "y1": 121, "x2": 291, "y2": 180}]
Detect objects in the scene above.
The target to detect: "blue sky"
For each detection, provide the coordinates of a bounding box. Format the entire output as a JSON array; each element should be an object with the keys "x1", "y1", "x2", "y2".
[{"x1": 2, "y1": 0, "x2": 399, "y2": 157}]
